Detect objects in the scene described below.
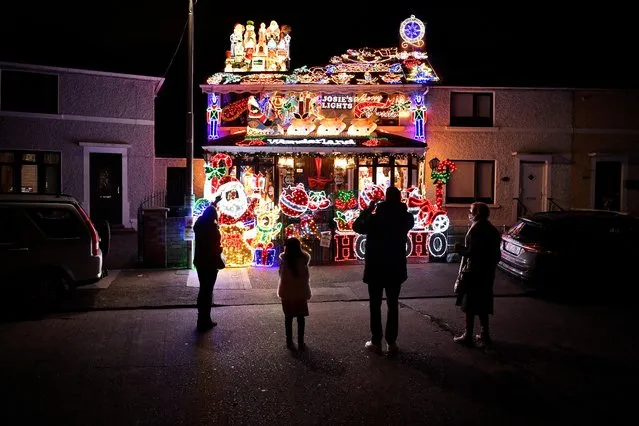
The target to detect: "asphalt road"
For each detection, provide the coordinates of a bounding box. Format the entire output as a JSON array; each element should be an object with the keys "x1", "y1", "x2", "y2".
[{"x1": 0, "y1": 298, "x2": 634, "y2": 426}]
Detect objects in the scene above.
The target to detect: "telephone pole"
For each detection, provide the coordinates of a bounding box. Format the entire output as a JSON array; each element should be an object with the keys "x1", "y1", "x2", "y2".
[{"x1": 185, "y1": 0, "x2": 195, "y2": 268}]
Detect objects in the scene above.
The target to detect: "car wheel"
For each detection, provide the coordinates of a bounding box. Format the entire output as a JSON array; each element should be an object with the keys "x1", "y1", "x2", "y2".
[{"x1": 96, "y1": 219, "x2": 111, "y2": 257}]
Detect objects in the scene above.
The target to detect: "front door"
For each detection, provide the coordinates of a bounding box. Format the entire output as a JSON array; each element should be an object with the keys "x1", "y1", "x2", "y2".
[
  {"x1": 594, "y1": 160, "x2": 622, "y2": 211},
  {"x1": 520, "y1": 161, "x2": 545, "y2": 214},
  {"x1": 90, "y1": 153, "x2": 122, "y2": 225}
]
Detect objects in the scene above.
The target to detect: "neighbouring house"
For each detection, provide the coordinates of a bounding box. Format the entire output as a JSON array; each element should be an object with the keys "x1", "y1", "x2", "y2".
[
  {"x1": 426, "y1": 87, "x2": 639, "y2": 229},
  {"x1": 0, "y1": 62, "x2": 164, "y2": 230},
  {"x1": 570, "y1": 90, "x2": 639, "y2": 215},
  {"x1": 426, "y1": 86, "x2": 573, "y2": 228}
]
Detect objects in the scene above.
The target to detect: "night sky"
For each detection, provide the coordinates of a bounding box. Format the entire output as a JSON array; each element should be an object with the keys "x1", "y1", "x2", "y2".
[{"x1": 0, "y1": 1, "x2": 635, "y2": 157}]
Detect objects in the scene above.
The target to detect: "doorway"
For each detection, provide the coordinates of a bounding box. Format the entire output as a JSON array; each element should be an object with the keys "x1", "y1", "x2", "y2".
[
  {"x1": 90, "y1": 153, "x2": 123, "y2": 225},
  {"x1": 594, "y1": 160, "x2": 622, "y2": 211},
  {"x1": 519, "y1": 161, "x2": 545, "y2": 214}
]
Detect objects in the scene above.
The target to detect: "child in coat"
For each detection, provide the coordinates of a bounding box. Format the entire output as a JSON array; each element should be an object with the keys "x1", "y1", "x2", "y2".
[{"x1": 277, "y1": 238, "x2": 312, "y2": 350}]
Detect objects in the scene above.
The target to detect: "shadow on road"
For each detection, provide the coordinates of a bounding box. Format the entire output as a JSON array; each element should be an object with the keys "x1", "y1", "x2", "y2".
[
  {"x1": 0, "y1": 286, "x2": 97, "y2": 323},
  {"x1": 291, "y1": 346, "x2": 348, "y2": 377}
]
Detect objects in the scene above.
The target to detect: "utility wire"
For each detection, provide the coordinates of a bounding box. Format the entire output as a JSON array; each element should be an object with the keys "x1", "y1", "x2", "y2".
[{"x1": 156, "y1": 0, "x2": 198, "y2": 94}]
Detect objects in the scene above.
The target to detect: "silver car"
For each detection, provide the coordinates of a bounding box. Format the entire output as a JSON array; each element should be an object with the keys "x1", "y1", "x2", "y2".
[
  {"x1": 498, "y1": 210, "x2": 638, "y2": 288},
  {"x1": 0, "y1": 194, "x2": 104, "y2": 301}
]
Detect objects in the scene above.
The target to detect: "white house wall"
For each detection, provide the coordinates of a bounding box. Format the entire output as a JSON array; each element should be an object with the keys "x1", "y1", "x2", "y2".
[
  {"x1": 0, "y1": 65, "x2": 161, "y2": 229},
  {"x1": 426, "y1": 87, "x2": 573, "y2": 228}
]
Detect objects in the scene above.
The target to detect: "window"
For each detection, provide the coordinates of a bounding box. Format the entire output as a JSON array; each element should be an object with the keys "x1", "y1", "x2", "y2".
[
  {"x1": 0, "y1": 70, "x2": 59, "y2": 114},
  {"x1": 450, "y1": 92, "x2": 493, "y2": 127},
  {"x1": 24, "y1": 206, "x2": 85, "y2": 239},
  {"x1": 0, "y1": 150, "x2": 61, "y2": 194},
  {"x1": 393, "y1": 157, "x2": 409, "y2": 190},
  {"x1": 445, "y1": 160, "x2": 495, "y2": 204}
]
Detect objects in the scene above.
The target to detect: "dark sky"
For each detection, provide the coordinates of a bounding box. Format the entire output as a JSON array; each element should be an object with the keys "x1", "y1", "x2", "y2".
[{"x1": 1, "y1": 1, "x2": 635, "y2": 157}]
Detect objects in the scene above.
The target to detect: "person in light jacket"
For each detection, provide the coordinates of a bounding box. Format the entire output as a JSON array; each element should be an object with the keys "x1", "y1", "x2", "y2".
[{"x1": 277, "y1": 238, "x2": 312, "y2": 351}]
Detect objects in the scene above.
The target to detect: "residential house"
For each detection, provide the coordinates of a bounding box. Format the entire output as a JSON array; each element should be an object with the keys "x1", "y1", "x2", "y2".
[
  {"x1": 0, "y1": 62, "x2": 163, "y2": 229},
  {"x1": 427, "y1": 86, "x2": 573, "y2": 229},
  {"x1": 571, "y1": 90, "x2": 639, "y2": 214}
]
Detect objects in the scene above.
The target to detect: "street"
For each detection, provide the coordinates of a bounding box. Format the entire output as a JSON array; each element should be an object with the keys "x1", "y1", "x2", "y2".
[{"x1": 0, "y1": 261, "x2": 635, "y2": 425}]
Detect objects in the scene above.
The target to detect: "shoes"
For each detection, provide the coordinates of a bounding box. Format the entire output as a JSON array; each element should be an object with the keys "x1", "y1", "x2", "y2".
[
  {"x1": 286, "y1": 341, "x2": 296, "y2": 351},
  {"x1": 196, "y1": 318, "x2": 217, "y2": 332},
  {"x1": 475, "y1": 334, "x2": 492, "y2": 346},
  {"x1": 453, "y1": 333, "x2": 475, "y2": 347},
  {"x1": 386, "y1": 343, "x2": 399, "y2": 355},
  {"x1": 298, "y1": 343, "x2": 306, "y2": 351},
  {"x1": 365, "y1": 341, "x2": 383, "y2": 355}
]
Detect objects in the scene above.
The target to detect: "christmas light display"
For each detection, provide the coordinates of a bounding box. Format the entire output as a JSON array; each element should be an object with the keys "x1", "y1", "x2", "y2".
[
  {"x1": 205, "y1": 153, "x2": 234, "y2": 196},
  {"x1": 207, "y1": 93, "x2": 222, "y2": 140},
  {"x1": 214, "y1": 181, "x2": 250, "y2": 220},
  {"x1": 307, "y1": 158, "x2": 332, "y2": 190},
  {"x1": 333, "y1": 190, "x2": 359, "y2": 233},
  {"x1": 226, "y1": 20, "x2": 291, "y2": 73},
  {"x1": 193, "y1": 198, "x2": 211, "y2": 218},
  {"x1": 279, "y1": 184, "x2": 309, "y2": 217},
  {"x1": 430, "y1": 158, "x2": 456, "y2": 210},
  {"x1": 308, "y1": 191, "x2": 331, "y2": 211},
  {"x1": 219, "y1": 223, "x2": 254, "y2": 267},
  {"x1": 400, "y1": 15, "x2": 425, "y2": 49},
  {"x1": 411, "y1": 92, "x2": 427, "y2": 140},
  {"x1": 197, "y1": 16, "x2": 443, "y2": 267},
  {"x1": 358, "y1": 183, "x2": 385, "y2": 210},
  {"x1": 252, "y1": 202, "x2": 282, "y2": 267}
]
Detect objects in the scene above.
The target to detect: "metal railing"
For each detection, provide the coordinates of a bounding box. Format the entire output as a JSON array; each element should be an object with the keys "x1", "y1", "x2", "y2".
[
  {"x1": 513, "y1": 197, "x2": 529, "y2": 218},
  {"x1": 547, "y1": 198, "x2": 565, "y2": 212}
]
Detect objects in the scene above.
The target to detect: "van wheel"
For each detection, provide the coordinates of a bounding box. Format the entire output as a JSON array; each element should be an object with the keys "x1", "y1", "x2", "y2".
[{"x1": 96, "y1": 219, "x2": 111, "y2": 257}]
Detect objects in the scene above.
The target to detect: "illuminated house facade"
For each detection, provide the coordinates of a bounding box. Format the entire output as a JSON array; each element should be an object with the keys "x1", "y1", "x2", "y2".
[{"x1": 197, "y1": 16, "x2": 449, "y2": 267}]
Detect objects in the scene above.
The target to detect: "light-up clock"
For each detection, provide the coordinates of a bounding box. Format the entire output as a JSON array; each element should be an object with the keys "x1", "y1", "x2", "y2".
[{"x1": 400, "y1": 15, "x2": 425, "y2": 48}]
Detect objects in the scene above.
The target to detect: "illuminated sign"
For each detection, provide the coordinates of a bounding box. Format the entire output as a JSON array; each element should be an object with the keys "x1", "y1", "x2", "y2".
[
  {"x1": 266, "y1": 138, "x2": 356, "y2": 146},
  {"x1": 321, "y1": 95, "x2": 354, "y2": 110}
]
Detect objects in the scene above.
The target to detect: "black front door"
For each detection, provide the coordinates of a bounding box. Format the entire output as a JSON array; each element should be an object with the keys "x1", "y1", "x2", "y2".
[
  {"x1": 90, "y1": 153, "x2": 122, "y2": 225},
  {"x1": 594, "y1": 161, "x2": 622, "y2": 211}
]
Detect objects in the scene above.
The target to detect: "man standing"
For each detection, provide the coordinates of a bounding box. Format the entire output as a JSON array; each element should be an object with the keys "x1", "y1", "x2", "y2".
[
  {"x1": 453, "y1": 202, "x2": 502, "y2": 346},
  {"x1": 353, "y1": 186, "x2": 414, "y2": 355},
  {"x1": 193, "y1": 196, "x2": 224, "y2": 332}
]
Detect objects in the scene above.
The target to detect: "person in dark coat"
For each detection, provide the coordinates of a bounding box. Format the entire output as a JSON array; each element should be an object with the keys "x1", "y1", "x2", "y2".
[
  {"x1": 193, "y1": 196, "x2": 224, "y2": 332},
  {"x1": 453, "y1": 202, "x2": 502, "y2": 346},
  {"x1": 353, "y1": 186, "x2": 414, "y2": 355}
]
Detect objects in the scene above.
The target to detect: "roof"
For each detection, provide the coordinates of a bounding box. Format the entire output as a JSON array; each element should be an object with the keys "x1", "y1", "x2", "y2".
[
  {"x1": 201, "y1": 129, "x2": 427, "y2": 156},
  {"x1": 0, "y1": 62, "x2": 165, "y2": 93},
  {"x1": 202, "y1": 47, "x2": 438, "y2": 94}
]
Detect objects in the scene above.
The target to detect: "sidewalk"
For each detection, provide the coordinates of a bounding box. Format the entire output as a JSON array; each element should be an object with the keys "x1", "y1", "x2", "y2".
[{"x1": 58, "y1": 263, "x2": 530, "y2": 311}]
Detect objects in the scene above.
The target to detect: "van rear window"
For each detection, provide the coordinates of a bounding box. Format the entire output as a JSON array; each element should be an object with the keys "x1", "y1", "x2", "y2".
[{"x1": 24, "y1": 206, "x2": 85, "y2": 239}]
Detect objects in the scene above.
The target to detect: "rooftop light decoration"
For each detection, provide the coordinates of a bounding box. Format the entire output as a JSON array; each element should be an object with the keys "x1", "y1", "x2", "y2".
[{"x1": 206, "y1": 16, "x2": 439, "y2": 86}]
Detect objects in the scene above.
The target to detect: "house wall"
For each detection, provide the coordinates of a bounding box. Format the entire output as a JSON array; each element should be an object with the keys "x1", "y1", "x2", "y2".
[
  {"x1": 571, "y1": 90, "x2": 639, "y2": 215},
  {"x1": 153, "y1": 157, "x2": 206, "y2": 200},
  {"x1": 426, "y1": 87, "x2": 573, "y2": 228},
  {"x1": 0, "y1": 65, "x2": 161, "y2": 229}
]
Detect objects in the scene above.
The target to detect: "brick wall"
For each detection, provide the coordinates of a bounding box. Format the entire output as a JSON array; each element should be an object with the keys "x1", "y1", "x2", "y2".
[{"x1": 142, "y1": 208, "x2": 167, "y2": 268}]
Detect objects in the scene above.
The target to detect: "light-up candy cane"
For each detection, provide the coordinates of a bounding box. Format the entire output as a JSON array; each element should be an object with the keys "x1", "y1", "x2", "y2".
[{"x1": 429, "y1": 158, "x2": 456, "y2": 210}]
